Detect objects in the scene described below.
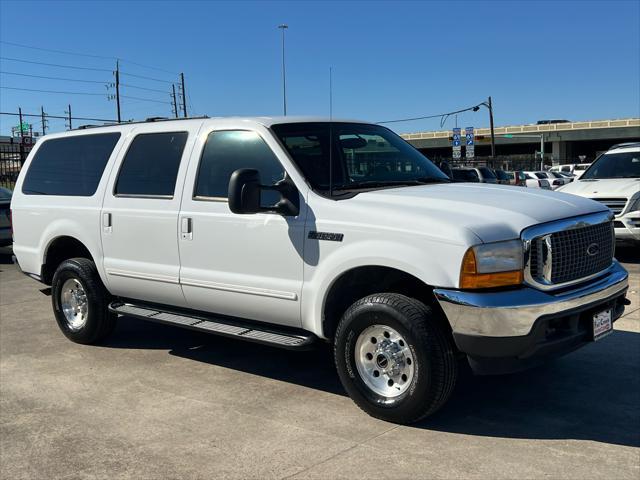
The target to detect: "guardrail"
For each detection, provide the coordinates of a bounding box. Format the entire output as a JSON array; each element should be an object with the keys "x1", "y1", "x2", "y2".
[{"x1": 401, "y1": 118, "x2": 640, "y2": 141}]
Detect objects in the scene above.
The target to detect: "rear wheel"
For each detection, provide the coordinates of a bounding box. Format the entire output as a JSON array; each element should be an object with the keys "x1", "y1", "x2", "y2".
[
  {"x1": 51, "y1": 258, "x2": 116, "y2": 344},
  {"x1": 334, "y1": 293, "x2": 458, "y2": 424}
]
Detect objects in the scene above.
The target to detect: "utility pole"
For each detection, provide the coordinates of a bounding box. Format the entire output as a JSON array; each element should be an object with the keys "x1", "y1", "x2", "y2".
[
  {"x1": 180, "y1": 73, "x2": 187, "y2": 117},
  {"x1": 278, "y1": 24, "x2": 288, "y2": 116},
  {"x1": 115, "y1": 60, "x2": 122, "y2": 123},
  {"x1": 18, "y1": 107, "x2": 24, "y2": 139},
  {"x1": 171, "y1": 84, "x2": 179, "y2": 118},
  {"x1": 488, "y1": 96, "x2": 496, "y2": 160},
  {"x1": 65, "y1": 104, "x2": 72, "y2": 130},
  {"x1": 41, "y1": 106, "x2": 47, "y2": 136}
]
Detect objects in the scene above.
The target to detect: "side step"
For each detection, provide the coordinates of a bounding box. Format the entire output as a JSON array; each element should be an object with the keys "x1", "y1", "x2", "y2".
[{"x1": 108, "y1": 301, "x2": 317, "y2": 350}]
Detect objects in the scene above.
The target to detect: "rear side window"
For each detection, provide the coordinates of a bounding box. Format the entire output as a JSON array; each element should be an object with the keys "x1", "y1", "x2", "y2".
[
  {"x1": 115, "y1": 132, "x2": 188, "y2": 197},
  {"x1": 478, "y1": 167, "x2": 497, "y2": 179},
  {"x1": 194, "y1": 130, "x2": 284, "y2": 204},
  {"x1": 22, "y1": 133, "x2": 120, "y2": 196}
]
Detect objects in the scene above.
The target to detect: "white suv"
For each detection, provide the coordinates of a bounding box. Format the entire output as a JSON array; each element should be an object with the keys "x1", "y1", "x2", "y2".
[
  {"x1": 558, "y1": 143, "x2": 640, "y2": 244},
  {"x1": 11, "y1": 117, "x2": 629, "y2": 424}
]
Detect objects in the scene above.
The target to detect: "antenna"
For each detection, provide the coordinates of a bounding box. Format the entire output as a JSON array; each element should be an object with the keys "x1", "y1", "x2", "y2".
[{"x1": 329, "y1": 67, "x2": 333, "y2": 199}]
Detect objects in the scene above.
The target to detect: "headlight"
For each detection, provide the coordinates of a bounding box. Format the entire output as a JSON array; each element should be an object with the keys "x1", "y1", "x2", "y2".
[
  {"x1": 629, "y1": 196, "x2": 640, "y2": 212},
  {"x1": 460, "y1": 240, "x2": 524, "y2": 289}
]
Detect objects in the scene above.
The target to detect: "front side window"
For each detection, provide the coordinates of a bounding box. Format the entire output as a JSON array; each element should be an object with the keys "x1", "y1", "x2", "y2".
[
  {"x1": 22, "y1": 133, "x2": 120, "y2": 196},
  {"x1": 194, "y1": 130, "x2": 285, "y2": 204},
  {"x1": 581, "y1": 152, "x2": 640, "y2": 179},
  {"x1": 271, "y1": 122, "x2": 448, "y2": 195},
  {"x1": 478, "y1": 167, "x2": 497, "y2": 180}
]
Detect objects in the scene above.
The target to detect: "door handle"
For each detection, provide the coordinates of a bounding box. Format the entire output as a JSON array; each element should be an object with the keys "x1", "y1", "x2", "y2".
[
  {"x1": 103, "y1": 213, "x2": 112, "y2": 234},
  {"x1": 181, "y1": 217, "x2": 193, "y2": 240}
]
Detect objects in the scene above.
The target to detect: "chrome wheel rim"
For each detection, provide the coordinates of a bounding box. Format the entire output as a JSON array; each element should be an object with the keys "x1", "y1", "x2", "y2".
[
  {"x1": 60, "y1": 278, "x2": 89, "y2": 331},
  {"x1": 354, "y1": 325, "x2": 415, "y2": 398}
]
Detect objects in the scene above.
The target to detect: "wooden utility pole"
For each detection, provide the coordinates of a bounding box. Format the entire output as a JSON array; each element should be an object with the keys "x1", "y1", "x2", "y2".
[
  {"x1": 115, "y1": 60, "x2": 122, "y2": 123},
  {"x1": 180, "y1": 73, "x2": 187, "y2": 117},
  {"x1": 171, "y1": 84, "x2": 179, "y2": 118},
  {"x1": 41, "y1": 106, "x2": 47, "y2": 136}
]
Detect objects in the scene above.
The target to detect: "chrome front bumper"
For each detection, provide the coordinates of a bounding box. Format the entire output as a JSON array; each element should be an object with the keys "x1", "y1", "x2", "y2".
[{"x1": 434, "y1": 260, "x2": 628, "y2": 338}]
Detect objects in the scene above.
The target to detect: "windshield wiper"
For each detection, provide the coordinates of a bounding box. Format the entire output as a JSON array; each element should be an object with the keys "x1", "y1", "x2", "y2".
[{"x1": 337, "y1": 178, "x2": 450, "y2": 190}]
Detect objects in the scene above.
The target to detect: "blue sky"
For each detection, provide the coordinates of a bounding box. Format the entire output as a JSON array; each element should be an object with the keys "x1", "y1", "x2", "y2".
[{"x1": 1, "y1": 0, "x2": 639, "y2": 136}]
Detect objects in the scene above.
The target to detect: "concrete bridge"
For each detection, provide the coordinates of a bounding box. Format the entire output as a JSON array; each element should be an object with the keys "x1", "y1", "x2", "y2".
[{"x1": 401, "y1": 118, "x2": 640, "y2": 164}]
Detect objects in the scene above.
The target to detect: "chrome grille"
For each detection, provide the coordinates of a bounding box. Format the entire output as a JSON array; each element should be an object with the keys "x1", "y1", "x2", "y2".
[
  {"x1": 524, "y1": 213, "x2": 615, "y2": 290},
  {"x1": 590, "y1": 198, "x2": 627, "y2": 215}
]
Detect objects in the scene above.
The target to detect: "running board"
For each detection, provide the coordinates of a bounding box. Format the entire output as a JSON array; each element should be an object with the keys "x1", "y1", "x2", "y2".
[{"x1": 108, "y1": 301, "x2": 316, "y2": 350}]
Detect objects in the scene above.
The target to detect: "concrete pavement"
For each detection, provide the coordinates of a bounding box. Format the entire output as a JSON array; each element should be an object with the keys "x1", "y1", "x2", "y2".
[{"x1": 1, "y1": 246, "x2": 638, "y2": 479}]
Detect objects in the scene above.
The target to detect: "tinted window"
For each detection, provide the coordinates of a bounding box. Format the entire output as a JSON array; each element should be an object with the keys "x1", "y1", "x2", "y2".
[
  {"x1": 22, "y1": 133, "x2": 120, "y2": 196},
  {"x1": 534, "y1": 172, "x2": 546, "y2": 179},
  {"x1": 115, "y1": 132, "x2": 187, "y2": 196},
  {"x1": 581, "y1": 152, "x2": 640, "y2": 179},
  {"x1": 478, "y1": 167, "x2": 497, "y2": 179},
  {"x1": 194, "y1": 130, "x2": 284, "y2": 204},
  {"x1": 452, "y1": 169, "x2": 479, "y2": 182},
  {"x1": 271, "y1": 122, "x2": 448, "y2": 193}
]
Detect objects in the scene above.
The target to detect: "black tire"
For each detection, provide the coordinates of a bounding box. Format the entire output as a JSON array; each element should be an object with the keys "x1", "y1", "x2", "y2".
[
  {"x1": 51, "y1": 257, "x2": 116, "y2": 344},
  {"x1": 334, "y1": 293, "x2": 458, "y2": 424}
]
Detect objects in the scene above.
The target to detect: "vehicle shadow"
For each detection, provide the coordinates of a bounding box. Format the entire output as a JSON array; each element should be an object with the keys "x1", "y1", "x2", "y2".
[
  {"x1": 106, "y1": 316, "x2": 639, "y2": 448},
  {"x1": 616, "y1": 245, "x2": 639, "y2": 264}
]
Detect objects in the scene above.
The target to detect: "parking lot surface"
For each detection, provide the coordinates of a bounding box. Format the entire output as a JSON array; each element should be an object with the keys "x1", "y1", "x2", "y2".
[{"x1": 1, "y1": 246, "x2": 638, "y2": 479}]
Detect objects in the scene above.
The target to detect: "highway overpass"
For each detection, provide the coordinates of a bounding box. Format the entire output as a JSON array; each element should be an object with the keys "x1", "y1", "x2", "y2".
[{"x1": 401, "y1": 118, "x2": 640, "y2": 166}]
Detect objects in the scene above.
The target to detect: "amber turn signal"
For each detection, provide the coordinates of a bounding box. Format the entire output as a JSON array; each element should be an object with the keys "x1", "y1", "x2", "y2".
[{"x1": 459, "y1": 248, "x2": 524, "y2": 289}]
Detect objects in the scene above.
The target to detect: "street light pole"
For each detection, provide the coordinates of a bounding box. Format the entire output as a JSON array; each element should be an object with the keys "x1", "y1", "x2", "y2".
[{"x1": 278, "y1": 24, "x2": 288, "y2": 116}]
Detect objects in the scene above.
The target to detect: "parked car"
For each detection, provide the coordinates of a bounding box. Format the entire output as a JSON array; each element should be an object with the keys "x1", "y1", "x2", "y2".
[
  {"x1": 11, "y1": 117, "x2": 629, "y2": 424},
  {"x1": 451, "y1": 168, "x2": 480, "y2": 182},
  {"x1": 505, "y1": 170, "x2": 527, "y2": 186},
  {"x1": 556, "y1": 171, "x2": 575, "y2": 182},
  {"x1": 523, "y1": 172, "x2": 552, "y2": 189},
  {"x1": 471, "y1": 166, "x2": 498, "y2": 184},
  {"x1": 558, "y1": 142, "x2": 639, "y2": 244},
  {"x1": 524, "y1": 171, "x2": 571, "y2": 190},
  {"x1": 550, "y1": 163, "x2": 591, "y2": 178},
  {"x1": 0, "y1": 187, "x2": 12, "y2": 247},
  {"x1": 493, "y1": 169, "x2": 511, "y2": 185}
]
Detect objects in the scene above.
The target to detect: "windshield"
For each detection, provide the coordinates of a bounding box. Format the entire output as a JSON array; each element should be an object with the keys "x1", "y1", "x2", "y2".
[
  {"x1": 0, "y1": 187, "x2": 12, "y2": 200},
  {"x1": 478, "y1": 167, "x2": 497, "y2": 179},
  {"x1": 271, "y1": 122, "x2": 449, "y2": 194},
  {"x1": 581, "y1": 152, "x2": 640, "y2": 179},
  {"x1": 452, "y1": 169, "x2": 480, "y2": 182}
]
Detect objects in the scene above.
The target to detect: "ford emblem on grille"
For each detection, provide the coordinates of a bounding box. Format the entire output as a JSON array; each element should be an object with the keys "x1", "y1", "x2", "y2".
[{"x1": 586, "y1": 243, "x2": 600, "y2": 256}]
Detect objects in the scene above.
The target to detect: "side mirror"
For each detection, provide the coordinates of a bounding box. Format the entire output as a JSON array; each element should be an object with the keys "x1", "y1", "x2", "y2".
[
  {"x1": 228, "y1": 168, "x2": 300, "y2": 216},
  {"x1": 228, "y1": 169, "x2": 262, "y2": 214}
]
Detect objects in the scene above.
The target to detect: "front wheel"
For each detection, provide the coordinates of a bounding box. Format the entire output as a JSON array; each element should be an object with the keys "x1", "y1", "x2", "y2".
[
  {"x1": 51, "y1": 257, "x2": 117, "y2": 344},
  {"x1": 334, "y1": 293, "x2": 458, "y2": 424}
]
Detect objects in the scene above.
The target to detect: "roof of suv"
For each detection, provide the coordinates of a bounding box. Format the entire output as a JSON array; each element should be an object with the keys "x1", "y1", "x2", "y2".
[
  {"x1": 607, "y1": 142, "x2": 640, "y2": 153},
  {"x1": 72, "y1": 115, "x2": 367, "y2": 132}
]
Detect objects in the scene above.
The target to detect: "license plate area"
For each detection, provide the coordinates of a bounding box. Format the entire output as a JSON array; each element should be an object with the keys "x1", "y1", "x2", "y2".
[{"x1": 593, "y1": 309, "x2": 613, "y2": 341}]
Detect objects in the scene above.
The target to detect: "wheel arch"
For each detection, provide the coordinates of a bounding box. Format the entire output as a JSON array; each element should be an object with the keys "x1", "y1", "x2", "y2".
[
  {"x1": 321, "y1": 265, "x2": 448, "y2": 341},
  {"x1": 42, "y1": 235, "x2": 95, "y2": 285}
]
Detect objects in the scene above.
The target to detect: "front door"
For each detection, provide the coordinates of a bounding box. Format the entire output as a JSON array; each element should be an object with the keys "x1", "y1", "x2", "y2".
[
  {"x1": 101, "y1": 122, "x2": 201, "y2": 307},
  {"x1": 178, "y1": 127, "x2": 307, "y2": 327}
]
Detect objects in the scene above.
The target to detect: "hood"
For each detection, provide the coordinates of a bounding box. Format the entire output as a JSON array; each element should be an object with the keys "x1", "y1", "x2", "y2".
[
  {"x1": 557, "y1": 178, "x2": 640, "y2": 199},
  {"x1": 346, "y1": 183, "x2": 609, "y2": 243}
]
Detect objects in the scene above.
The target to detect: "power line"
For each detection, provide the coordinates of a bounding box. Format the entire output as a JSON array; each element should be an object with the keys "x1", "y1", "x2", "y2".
[
  {"x1": 377, "y1": 104, "x2": 484, "y2": 125},
  {"x1": 121, "y1": 94, "x2": 171, "y2": 105},
  {"x1": 0, "y1": 40, "x2": 179, "y2": 75},
  {"x1": 0, "y1": 56, "x2": 111, "y2": 72},
  {"x1": 121, "y1": 82, "x2": 169, "y2": 94},
  {"x1": 1, "y1": 111, "x2": 117, "y2": 122},
  {"x1": 0, "y1": 70, "x2": 109, "y2": 84},
  {"x1": 120, "y1": 71, "x2": 174, "y2": 84},
  {"x1": 0, "y1": 86, "x2": 105, "y2": 96}
]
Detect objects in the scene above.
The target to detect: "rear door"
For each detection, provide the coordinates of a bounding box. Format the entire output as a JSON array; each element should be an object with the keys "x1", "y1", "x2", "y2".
[{"x1": 101, "y1": 122, "x2": 201, "y2": 307}]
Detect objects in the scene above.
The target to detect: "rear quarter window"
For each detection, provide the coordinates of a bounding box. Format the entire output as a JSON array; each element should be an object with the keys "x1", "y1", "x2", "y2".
[{"x1": 22, "y1": 133, "x2": 121, "y2": 196}]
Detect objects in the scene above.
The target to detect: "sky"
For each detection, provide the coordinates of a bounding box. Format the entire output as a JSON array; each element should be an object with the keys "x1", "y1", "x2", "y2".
[{"x1": 1, "y1": 0, "x2": 639, "y2": 136}]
